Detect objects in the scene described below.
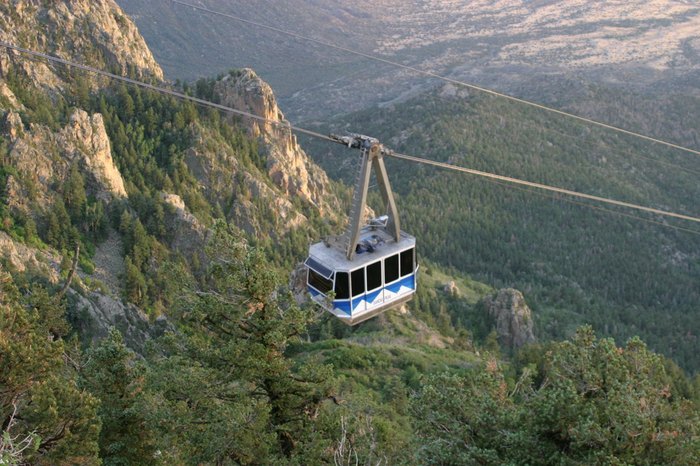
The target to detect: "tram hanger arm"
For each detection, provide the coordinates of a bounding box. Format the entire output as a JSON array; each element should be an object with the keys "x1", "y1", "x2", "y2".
[{"x1": 329, "y1": 133, "x2": 402, "y2": 260}]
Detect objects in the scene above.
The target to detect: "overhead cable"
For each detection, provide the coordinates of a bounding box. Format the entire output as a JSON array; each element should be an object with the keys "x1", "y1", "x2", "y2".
[
  {"x1": 170, "y1": 0, "x2": 700, "y2": 159},
  {"x1": 3, "y1": 42, "x2": 700, "y2": 229},
  {"x1": 476, "y1": 178, "x2": 700, "y2": 236},
  {"x1": 0, "y1": 42, "x2": 334, "y2": 144},
  {"x1": 386, "y1": 151, "x2": 700, "y2": 224}
]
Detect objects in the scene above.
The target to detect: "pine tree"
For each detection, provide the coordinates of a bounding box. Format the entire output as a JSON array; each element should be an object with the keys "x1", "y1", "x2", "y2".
[
  {"x1": 82, "y1": 329, "x2": 158, "y2": 465},
  {"x1": 124, "y1": 256, "x2": 147, "y2": 306},
  {"x1": 63, "y1": 164, "x2": 87, "y2": 222},
  {"x1": 0, "y1": 268, "x2": 100, "y2": 465},
  {"x1": 147, "y1": 221, "x2": 334, "y2": 464}
]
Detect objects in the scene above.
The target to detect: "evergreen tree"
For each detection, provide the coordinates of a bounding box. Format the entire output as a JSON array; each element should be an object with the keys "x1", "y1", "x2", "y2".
[
  {"x1": 82, "y1": 329, "x2": 158, "y2": 465},
  {"x1": 124, "y1": 256, "x2": 147, "y2": 306},
  {"x1": 148, "y1": 221, "x2": 334, "y2": 464},
  {"x1": 412, "y1": 326, "x2": 700, "y2": 465},
  {"x1": 63, "y1": 164, "x2": 87, "y2": 222},
  {"x1": 0, "y1": 268, "x2": 100, "y2": 465}
]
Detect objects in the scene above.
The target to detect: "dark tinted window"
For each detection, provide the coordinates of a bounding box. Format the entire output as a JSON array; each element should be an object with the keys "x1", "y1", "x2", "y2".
[
  {"x1": 367, "y1": 261, "x2": 382, "y2": 291},
  {"x1": 334, "y1": 272, "x2": 349, "y2": 300},
  {"x1": 308, "y1": 269, "x2": 332, "y2": 294},
  {"x1": 400, "y1": 248, "x2": 414, "y2": 277},
  {"x1": 351, "y1": 268, "x2": 365, "y2": 297},
  {"x1": 304, "y1": 257, "x2": 333, "y2": 279},
  {"x1": 385, "y1": 254, "x2": 399, "y2": 284}
]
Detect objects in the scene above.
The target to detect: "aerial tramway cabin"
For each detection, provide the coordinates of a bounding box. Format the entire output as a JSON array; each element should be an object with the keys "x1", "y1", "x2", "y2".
[
  {"x1": 305, "y1": 134, "x2": 417, "y2": 325},
  {"x1": 306, "y1": 222, "x2": 416, "y2": 325}
]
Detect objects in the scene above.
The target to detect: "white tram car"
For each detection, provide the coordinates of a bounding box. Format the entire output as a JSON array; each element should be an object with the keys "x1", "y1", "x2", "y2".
[
  {"x1": 305, "y1": 134, "x2": 417, "y2": 325},
  {"x1": 306, "y1": 225, "x2": 416, "y2": 325}
]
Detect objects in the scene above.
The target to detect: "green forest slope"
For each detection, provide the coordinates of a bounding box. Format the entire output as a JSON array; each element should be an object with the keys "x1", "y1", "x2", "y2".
[{"x1": 303, "y1": 86, "x2": 700, "y2": 372}]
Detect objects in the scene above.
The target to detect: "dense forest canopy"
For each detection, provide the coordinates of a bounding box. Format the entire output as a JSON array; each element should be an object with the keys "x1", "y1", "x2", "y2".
[{"x1": 303, "y1": 87, "x2": 700, "y2": 372}]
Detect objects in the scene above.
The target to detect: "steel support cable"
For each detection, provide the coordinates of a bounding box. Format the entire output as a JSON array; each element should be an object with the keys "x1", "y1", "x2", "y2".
[
  {"x1": 170, "y1": 0, "x2": 700, "y2": 159},
  {"x1": 3, "y1": 42, "x2": 700, "y2": 228},
  {"x1": 438, "y1": 95, "x2": 700, "y2": 178},
  {"x1": 480, "y1": 178, "x2": 700, "y2": 236},
  {"x1": 385, "y1": 151, "x2": 700, "y2": 224},
  {"x1": 0, "y1": 42, "x2": 335, "y2": 144},
  {"x1": 402, "y1": 88, "x2": 700, "y2": 178}
]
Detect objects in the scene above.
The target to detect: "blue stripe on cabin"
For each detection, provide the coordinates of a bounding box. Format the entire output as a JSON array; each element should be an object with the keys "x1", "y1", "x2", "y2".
[
  {"x1": 386, "y1": 281, "x2": 401, "y2": 293},
  {"x1": 386, "y1": 274, "x2": 415, "y2": 293},
  {"x1": 334, "y1": 300, "x2": 352, "y2": 315},
  {"x1": 366, "y1": 289, "x2": 382, "y2": 304},
  {"x1": 352, "y1": 298, "x2": 364, "y2": 312}
]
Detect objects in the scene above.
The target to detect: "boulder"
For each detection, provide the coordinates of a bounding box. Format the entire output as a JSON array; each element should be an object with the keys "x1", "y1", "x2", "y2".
[{"x1": 483, "y1": 288, "x2": 535, "y2": 351}]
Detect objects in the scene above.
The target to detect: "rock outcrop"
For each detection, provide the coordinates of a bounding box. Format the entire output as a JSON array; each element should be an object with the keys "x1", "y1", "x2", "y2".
[
  {"x1": 0, "y1": 82, "x2": 22, "y2": 111},
  {"x1": 161, "y1": 192, "x2": 208, "y2": 260},
  {"x1": 0, "y1": 0, "x2": 163, "y2": 92},
  {"x1": 4, "y1": 109, "x2": 127, "y2": 211},
  {"x1": 443, "y1": 280, "x2": 460, "y2": 297},
  {"x1": 69, "y1": 290, "x2": 172, "y2": 355},
  {"x1": 483, "y1": 288, "x2": 535, "y2": 351},
  {"x1": 184, "y1": 122, "x2": 309, "y2": 236},
  {"x1": 60, "y1": 110, "x2": 127, "y2": 199},
  {"x1": 0, "y1": 231, "x2": 60, "y2": 283},
  {"x1": 0, "y1": 231, "x2": 165, "y2": 355},
  {"x1": 214, "y1": 69, "x2": 339, "y2": 218},
  {"x1": 3, "y1": 110, "x2": 23, "y2": 140}
]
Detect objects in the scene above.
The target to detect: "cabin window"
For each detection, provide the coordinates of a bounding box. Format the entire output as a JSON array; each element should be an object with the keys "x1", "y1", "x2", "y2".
[
  {"x1": 308, "y1": 269, "x2": 332, "y2": 294},
  {"x1": 334, "y1": 272, "x2": 350, "y2": 300},
  {"x1": 351, "y1": 268, "x2": 365, "y2": 297},
  {"x1": 367, "y1": 261, "x2": 382, "y2": 291},
  {"x1": 400, "y1": 248, "x2": 415, "y2": 277},
  {"x1": 385, "y1": 254, "x2": 399, "y2": 284}
]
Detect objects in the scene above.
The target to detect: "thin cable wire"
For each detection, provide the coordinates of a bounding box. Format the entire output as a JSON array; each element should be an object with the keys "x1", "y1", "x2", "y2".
[
  {"x1": 0, "y1": 42, "x2": 335, "y2": 144},
  {"x1": 481, "y1": 177, "x2": 700, "y2": 236},
  {"x1": 170, "y1": 0, "x2": 700, "y2": 159},
  {"x1": 386, "y1": 151, "x2": 700, "y2": 224},
  {"x1": 4, "y1": 42, "x2": 700, "y2": 228},
  {"x1": 402, "y1": 89, "x2": 700, "y2": 178}
]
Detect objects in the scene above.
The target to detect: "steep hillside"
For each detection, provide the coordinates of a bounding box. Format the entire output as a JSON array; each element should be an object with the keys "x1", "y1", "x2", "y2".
[
  {"x1": 0, "y1": 0, "x2": 163, "y2": 87},
  {"x1": 0, "y1": 0, "x2": 342, "y2": 348},
  {"x1": 303, "y1": 84, "x2": 700, "y2": 371}
]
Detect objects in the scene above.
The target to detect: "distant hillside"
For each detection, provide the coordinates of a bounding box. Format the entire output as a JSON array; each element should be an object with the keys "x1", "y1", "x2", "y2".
[
  {"x1": 117, "y1": 0, "x2": 700, "y2": 120},
  {"x1": 1, "y1": 2, "x2": 699, "y2": 465},
  {"x1": 303, "y1": 83, "x2": 700, "y2": 372}
]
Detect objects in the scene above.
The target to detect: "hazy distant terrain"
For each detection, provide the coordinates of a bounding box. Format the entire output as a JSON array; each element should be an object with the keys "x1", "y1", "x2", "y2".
[{"x1": 118, "y1": 0, "x2": 700, "y2": 120}]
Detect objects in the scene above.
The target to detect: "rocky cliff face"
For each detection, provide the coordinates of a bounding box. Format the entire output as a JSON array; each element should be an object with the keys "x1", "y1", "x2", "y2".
[
  {"x1": 0, "y1": 0, "x2": 163, "y2": 91},
  {"x1": 213, "y1": 69, "x2": 339, "y2": 218},
  {"x1": 0, "y1": 231, "x2": 59, "y2": 282},
  {"x1": 0, "y1": 1, "x2": 345, "y2": 353},
  {"x1": 69, "y1": 290, "x2": 172, "y2": 354},
  {"x1": 0, "y1": 233, "x2": 166, "y2": 353},
  {"x1": 0, "y1": 1, "x2": 166, "y2": 353},
  {"x1": 483, "y1": 288, "x2": 536, "y2": 351},
  {"x1": 161, "y1": 192, "x2": 208, "y2": 261},
  {"x1": 3, "y1": 109, "x2": 126, "y2": 213}
]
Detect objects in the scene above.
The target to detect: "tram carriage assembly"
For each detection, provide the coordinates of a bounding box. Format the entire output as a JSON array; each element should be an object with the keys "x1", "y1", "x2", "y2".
[{"x1": 305, "y1": 134, "x2": 417, "y2": 325}]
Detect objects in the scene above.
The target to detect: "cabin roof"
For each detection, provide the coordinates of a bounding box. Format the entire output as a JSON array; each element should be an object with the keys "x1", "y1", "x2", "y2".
[{"x1": 308, "y1": 228, "x2": 415, "y2": 272}]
